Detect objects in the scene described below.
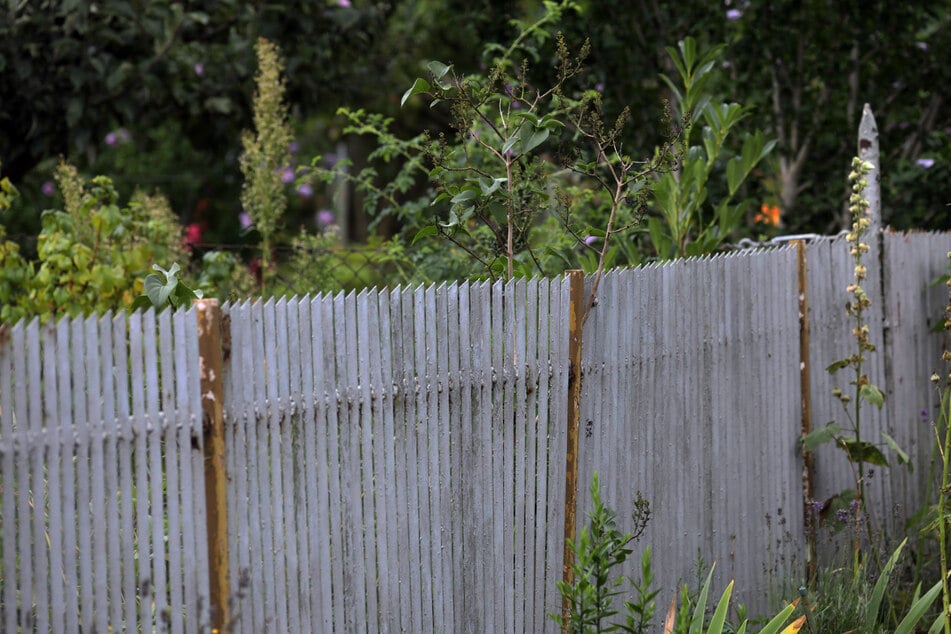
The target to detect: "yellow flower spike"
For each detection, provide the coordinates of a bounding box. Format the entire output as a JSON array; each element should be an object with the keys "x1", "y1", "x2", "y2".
[{"x1": 780, "y1": 615, "x2": 807, "y2": 634}]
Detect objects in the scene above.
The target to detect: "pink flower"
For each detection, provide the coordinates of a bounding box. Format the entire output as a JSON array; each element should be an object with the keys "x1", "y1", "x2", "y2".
[
  {"x1": 317, "y1": 209, "x2": 335, "y2": 226},
  {"x1": 41, "y1": 181, "x2": 55, "y2": 197},
  {"x1": 337, "y1": 0, "x2": 351, "y2": 6},
  {"x1": 184, "y1": 222, "x2": 205, "y2": 250},
  {"x1": 239, "y1": 212, "x2": 253, "y2": 229},
  {"x1": 194, "y1": 63, "x2": 205, "y2": 76}
]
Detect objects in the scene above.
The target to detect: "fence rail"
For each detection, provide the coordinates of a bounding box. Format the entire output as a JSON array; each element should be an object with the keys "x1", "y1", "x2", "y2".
[{"x1": 1, "y1": 230, "x2": 948, "y2": 632}]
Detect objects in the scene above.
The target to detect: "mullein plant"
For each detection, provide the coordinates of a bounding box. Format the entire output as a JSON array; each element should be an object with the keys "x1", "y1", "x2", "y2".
[
  {"x1": 802, "y1": 157, "x2": 910, "y2": 574},
  {"x1": 240, "y1": 38, "x2": 293, "y2": 294}
]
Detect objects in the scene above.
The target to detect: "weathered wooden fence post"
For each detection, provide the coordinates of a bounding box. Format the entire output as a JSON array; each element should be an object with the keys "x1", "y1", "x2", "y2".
[
  {"x1": 195, "y1": 299, "x2": 230, "y2": 630},
  {"x1": 796, "y1": 240, "x2": 817, "y2": 584},
  {"x1": 561, "y1": 269, "x2": 584, "y2": 629}
]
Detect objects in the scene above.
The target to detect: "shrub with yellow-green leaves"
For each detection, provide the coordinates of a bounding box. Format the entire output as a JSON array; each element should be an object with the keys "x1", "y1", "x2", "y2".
[{"x1": 0, "y1": 161, "x2": 185, "y2": 323}]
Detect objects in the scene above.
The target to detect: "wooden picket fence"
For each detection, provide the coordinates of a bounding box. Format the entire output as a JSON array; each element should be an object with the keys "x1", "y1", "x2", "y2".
[{"x1": 1, "y1": 230, "x2": 949, "y2": 632}]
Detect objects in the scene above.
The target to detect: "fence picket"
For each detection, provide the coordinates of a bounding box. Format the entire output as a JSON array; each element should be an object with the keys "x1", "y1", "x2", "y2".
[{"x1": 2, "y1": 323, "x2": 17, "y2": 633}]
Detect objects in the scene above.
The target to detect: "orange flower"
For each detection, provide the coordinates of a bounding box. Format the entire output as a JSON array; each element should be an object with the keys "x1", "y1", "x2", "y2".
[{"x1": 754, "y1": 203, "x2": 781, "y2": 226}]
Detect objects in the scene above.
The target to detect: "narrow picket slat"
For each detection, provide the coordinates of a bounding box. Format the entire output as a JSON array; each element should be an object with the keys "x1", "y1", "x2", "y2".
[
  {"x1": 356, "y1": 289, "x2": 381, "y2": 631},
  {"x1": 427, "y1": 284, "x2": 447, "y2": 631},
  {"x1": 376, "y1": 289, "x2": 401, "y2": 632},
  {"x1": 286, "y1": 298, "x2": 312, "y2": 630},
  {"x1": 446, "y1": 282, "x2": 464, "y2": 633},
  {"x1": 112, "y1": 313, "x2": 137, "y2": 631},
  {"x1": 435, "y1": 284, "x2": 454, "y2": 630},
  {"x1": 1, "y1": 323, "x2": 17, "y2": 634},
  {"x1": 392, "y1": 287, "x2": 421, "y2": 633},
  {"x1": 42, "y1": 321, "x2": 65, "y2": 634},
  {"x1": 177, "y1": 306, "x2": 202, "y2": 629}
]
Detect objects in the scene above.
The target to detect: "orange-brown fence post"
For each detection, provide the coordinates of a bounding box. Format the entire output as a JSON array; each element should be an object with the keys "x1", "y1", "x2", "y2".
[
  {"x1": 562, "y1": 269, "x2": 584, "y2": 629},
  {"x1": 196, "y1": 299, "x2": 230, "y2": 630},
  {"x1": 796, "y1": 241, "x2": 817, "y2": 584}
]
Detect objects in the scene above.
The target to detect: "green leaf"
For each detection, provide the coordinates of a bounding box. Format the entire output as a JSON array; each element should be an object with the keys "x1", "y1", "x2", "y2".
[
  {"x1": 426, "y1": 60, "x2": 451, "y2": 80},
  {"x1": 867, "y1": 538, "x2": 906, "y2": 634},
  {"x1": 476, "y1": 177, "x2": 506, "y2": 196},
  {"x1": 501, "y1": 135, "x2": 519, "y2": 155},
  {"x1": 826, "y1": 358, "x2": 851, "y2": 373},
  {"x1": 707, "y1": 580, "x2": 733, "y2": 634},
  {"x1": 802, "y1": 422, "x2": 841, "y2": 452},
  {"x1": 519, "y1": 126, "x2": 549, "y2": 154},
  {"x1": 143, "y1": 272, "x2": 175, "y2": 307},
  {"x1": 838, "y1": 438, "x2": 889, "y2": 466},
  {"x1": 882, "y1": 432, "x2": 911, "y2": 469},
  {"x1": 689, "y1": 565, "x2": 715, "y2": 634},
  {"x1": 511, "y1": 111, "x2": 540, "y2": 126},
  {"x1": 427, "y1": 61, "x2": 453, "y2": 90},
  {"x1": 859, "y1": 384, "x2": 885, "y2": 408},
  {"x1": 400, "y1": 77, "x2": 431, "y2": 107},
  {"x1": 726, "y1": 157, "x2": 744, "y2": 197},
  {"x1": 895, "y1": 578, "x2": 943, "y2": 634},
  {"x1": 757, "y1": 604, "x2": 797, "y2": 634},
  {"x1": 450, "y1": 189, "x2": 478, "y2": 204},
  {"x1": 204, "y1": 96, "x2": 233, "y2": 114},
  {"x1": 412, "y1": 225, "x2": 438, "y2": 245}
]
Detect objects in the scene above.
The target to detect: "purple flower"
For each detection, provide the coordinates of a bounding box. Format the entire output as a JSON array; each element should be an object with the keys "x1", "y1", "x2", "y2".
[
  {"x1": 584, "y1": 235, "x2": 598, "y2": 246},
  {"x1": 511, "y1": 101, "x2": 521, "y2": 109},
  {"x1": 105, "y1": 132, "x2": 118, "y2": 146},
  {"x1": 194, "y1": 63, "x2": 204, "y2": 76},
  {"x1": 297, "y1": 183, "x2": 314, "y2": 198},
  {"x1": 916, "y1": 158, "x2": 935, "y2": 169},
  {"x1": 921, "y1": 408, "x2": 930, "y2": 423},
  {"x1": 288, "y1": 141, "x2": 300, "y2": 155},
  {"x1": 726, "y1": 9, "x2": 742, "y2": 21},
  {"x1": 916, "y1": 41, "x2": 928, "y2": 51},
  {"x1": 239, "y1": 211, "x2": 253, "y2": 229},
  {"x1": 337, "y1": 0, "x2": 351, "y2": 6},
  {"x1": 281, "y1": 167, "x2": 295, "y2": 184},
  {"x1": 41, "y1": 181, "x2": 55, "y2": 197},
  {"x1": 594, "y1": 83, "x2": 604, "y2": 93},
  {"x1": 317, "y1": 209, "x2": 335, "y2": 226}
]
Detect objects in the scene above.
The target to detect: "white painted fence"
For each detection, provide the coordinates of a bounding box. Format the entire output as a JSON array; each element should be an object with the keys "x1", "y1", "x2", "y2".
[{"x1": 0, "y1": 231, "x2": 948, "y2": 632}]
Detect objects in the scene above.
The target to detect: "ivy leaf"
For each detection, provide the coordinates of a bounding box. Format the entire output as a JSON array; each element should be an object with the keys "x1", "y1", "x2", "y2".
[{"x1": 802, "y1": 422, "x2": 841, "y2": 452}]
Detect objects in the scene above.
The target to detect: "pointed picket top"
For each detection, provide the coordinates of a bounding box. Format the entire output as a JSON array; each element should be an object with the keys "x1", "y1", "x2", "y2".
[{"x1": 858, "y1": 103, "x2": 882, "y2": 236}]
